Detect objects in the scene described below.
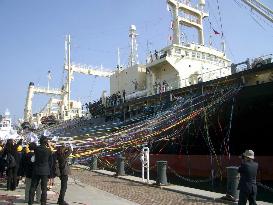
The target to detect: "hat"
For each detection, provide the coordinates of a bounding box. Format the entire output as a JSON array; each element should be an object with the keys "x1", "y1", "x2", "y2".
[
  {"x1": 25, "y1": 145, "x2": 30, "y2": 153},
  {"x1": 17, "y1": 145, "x2": 23, "y2": 152},
  {"x1": 242, "y1": 150, "x2": 254, "y2": 159}
]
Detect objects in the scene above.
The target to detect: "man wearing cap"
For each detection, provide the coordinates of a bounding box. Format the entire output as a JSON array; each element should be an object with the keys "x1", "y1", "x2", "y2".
[
  {"x1": 238, "y1": 150, "x2": 258, "y2": 205},
  {"x1": 28, "y1": 136, "x2": 52, "y2": 205}
]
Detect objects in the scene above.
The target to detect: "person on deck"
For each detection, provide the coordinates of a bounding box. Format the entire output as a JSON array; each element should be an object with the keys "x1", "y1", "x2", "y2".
[{"x1": 238, "y1": 150, "x2": 258, "y2": 205}]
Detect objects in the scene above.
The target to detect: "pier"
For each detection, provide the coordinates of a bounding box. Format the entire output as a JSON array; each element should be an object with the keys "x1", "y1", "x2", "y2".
[{"x1": 0, "y1": 165, "x2": 271, "y2": 205}]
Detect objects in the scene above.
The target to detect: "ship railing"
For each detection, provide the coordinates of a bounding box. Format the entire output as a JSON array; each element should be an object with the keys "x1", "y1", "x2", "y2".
[{"x1": 251, "y1": 53, "x2": 272, "y2": 69}]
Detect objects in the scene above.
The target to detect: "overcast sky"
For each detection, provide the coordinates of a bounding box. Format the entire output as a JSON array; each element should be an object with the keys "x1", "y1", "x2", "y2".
[{"x1": 0, "y1": 0, "x2": 272, "y2": 121}]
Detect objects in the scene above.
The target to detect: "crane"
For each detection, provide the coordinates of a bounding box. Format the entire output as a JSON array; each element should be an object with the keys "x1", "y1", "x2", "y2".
[
  {"x1": 23, "y1": 35, "x2": 114, "y2": 125},
  {"x1": 23, "y1": 82, "x2": 63, "y2": 123},
  {"x1": 241, "y1": 0, "x2": 273, "y2": 23},
  {"x1": 62, "y1": 35, "x2": 113, "y2": 120}
]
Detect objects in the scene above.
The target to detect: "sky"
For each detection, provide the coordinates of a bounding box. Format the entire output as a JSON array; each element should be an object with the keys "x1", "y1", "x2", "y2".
[{"x1": 0, "y1": 0, "x2": 272, "y2": 122}]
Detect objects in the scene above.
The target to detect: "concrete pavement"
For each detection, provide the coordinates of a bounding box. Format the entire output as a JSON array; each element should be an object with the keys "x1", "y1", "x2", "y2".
[
  {"x1": 0, "y1": 166, "x2": 272, "y2": 205},
  {"x1": 0, "y1": 177, "x2": 139, "y2": 205}
]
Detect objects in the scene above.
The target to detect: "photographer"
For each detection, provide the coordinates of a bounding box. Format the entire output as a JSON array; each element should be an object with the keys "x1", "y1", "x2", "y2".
[{"x1": 238, "y1": 150, "x2": 258, "y2": 205}]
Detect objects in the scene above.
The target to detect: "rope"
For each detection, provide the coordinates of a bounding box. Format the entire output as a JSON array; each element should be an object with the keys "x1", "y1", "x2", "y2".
[{"x1": 167, "y1": 166, "x2": 213, "y2": 183}]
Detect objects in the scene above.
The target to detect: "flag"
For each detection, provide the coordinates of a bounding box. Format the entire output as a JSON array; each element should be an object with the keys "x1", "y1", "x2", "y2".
[
  {"x1": 47, "y1": 70, "x2": 52, "y2": 80},
  {"x1": 213, "y1": 29, "x2": 220, "y2": 35}
]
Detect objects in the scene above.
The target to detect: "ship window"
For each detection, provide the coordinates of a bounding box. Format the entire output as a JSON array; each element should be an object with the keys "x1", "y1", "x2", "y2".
[
  {"x1": 197, "y1": 52, "x2": 201, "y2": 59},
  {"x1": 185, "y1": 51, "x2": 189, "y2": 56},
  {"x1": 202, "y1": 53, "x2": 206, "y2": 59},
  {"x1": 192, "y1": 52, "x2": 196, "y2": 58}
]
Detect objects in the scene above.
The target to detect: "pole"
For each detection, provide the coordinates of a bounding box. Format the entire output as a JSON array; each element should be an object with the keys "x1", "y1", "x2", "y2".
[
  {"x1": 141, "y1": 147, "x2": 150, "y2": 183},
  {"x1": 67, "y1": 35, "x2": 71, "y2": 118}
]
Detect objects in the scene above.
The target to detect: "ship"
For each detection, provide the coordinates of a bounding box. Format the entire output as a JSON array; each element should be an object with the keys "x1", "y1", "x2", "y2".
[
  {"x1": 0, "y1": 109, "x2": 20, "y2": 141},
  {"x1": 23, "y1": 0, "x2": 273, "y2": 183}
]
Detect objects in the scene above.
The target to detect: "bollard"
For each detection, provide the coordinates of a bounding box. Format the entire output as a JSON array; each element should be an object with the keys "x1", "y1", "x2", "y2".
[
  {"x1": 226, "y1": 166, "x2": 240, "y2": 201},
  {"x1": 156, "y1": 161, "x2": 168, "y2": 185},
  {"x1": 89, "y1": 155, "x2": 98, "y2": 170},
  {"x1": 117, "y1": 156, "x2": 125, "y2": 176}
]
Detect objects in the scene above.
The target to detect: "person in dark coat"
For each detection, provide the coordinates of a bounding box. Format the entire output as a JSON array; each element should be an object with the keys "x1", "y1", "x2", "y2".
[
  {"x1": 2, "y1": 139, "x2": 19, "y2": 191},
  {"x1": 28, "y1": 136, "x2": 52, "y2": 205},
  {"x1": 238, "y1": 150, "x2": 258, "y2": 205},
  {"x1": 23, "y1": 142, "x2": 41, "y2": 203},
  {"x1": 56, "y1": 144, "x2": 72, "y2": 205},
  {"x1": 0, "y1": 141, "x2": 5, "y2": 178}
]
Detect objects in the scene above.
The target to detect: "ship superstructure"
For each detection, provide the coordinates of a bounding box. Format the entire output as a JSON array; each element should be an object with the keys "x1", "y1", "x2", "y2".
[{"x1": 110, "y1": 0, "x2": 230, "y2": 100}]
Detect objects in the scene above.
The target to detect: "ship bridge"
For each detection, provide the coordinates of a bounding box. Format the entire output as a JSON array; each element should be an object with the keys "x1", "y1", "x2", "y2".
[{"x1": 146, "y1": 0, "x2": 231, "y2": 96}]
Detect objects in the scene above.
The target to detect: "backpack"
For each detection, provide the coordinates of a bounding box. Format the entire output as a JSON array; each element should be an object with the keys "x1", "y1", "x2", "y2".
[{"x1": 7, "y1": 154, "x2": 16, "y2": 168}]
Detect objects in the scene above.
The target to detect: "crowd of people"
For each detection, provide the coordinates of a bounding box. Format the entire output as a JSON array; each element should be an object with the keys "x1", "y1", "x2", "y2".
[{"x1": 0, "y1": 136, "x2": 72, "y2": 205}]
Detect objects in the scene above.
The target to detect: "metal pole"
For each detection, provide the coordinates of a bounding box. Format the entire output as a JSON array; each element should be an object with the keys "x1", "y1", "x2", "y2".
[
  {"x1": 141, "y1": 147, "x2": 150, "y2": 183},
  {"x1": 67, "y1": 34, "x2": 71, "y2": 119}
]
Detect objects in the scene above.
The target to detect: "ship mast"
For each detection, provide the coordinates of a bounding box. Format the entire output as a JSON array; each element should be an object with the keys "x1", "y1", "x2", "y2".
[
  {"x1": 167, "y1": 0, "x2": 208, "y2": 45},
  {"x1": 63, "y1": 34, "x2": 72, "y2": 119},
  {"x1": 128, "y1": 25, "x2": 138, "y2": 67}
]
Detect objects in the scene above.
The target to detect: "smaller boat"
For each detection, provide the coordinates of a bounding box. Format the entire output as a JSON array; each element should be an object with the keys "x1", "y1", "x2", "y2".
[{"x1": 0, "y1": 109, "x2": 20, "y2": 141}]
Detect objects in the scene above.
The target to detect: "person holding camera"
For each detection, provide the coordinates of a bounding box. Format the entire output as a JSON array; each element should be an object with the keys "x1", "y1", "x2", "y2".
[{"x1": 238, "y1": 150, "x2": 258, "y2": 205}]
